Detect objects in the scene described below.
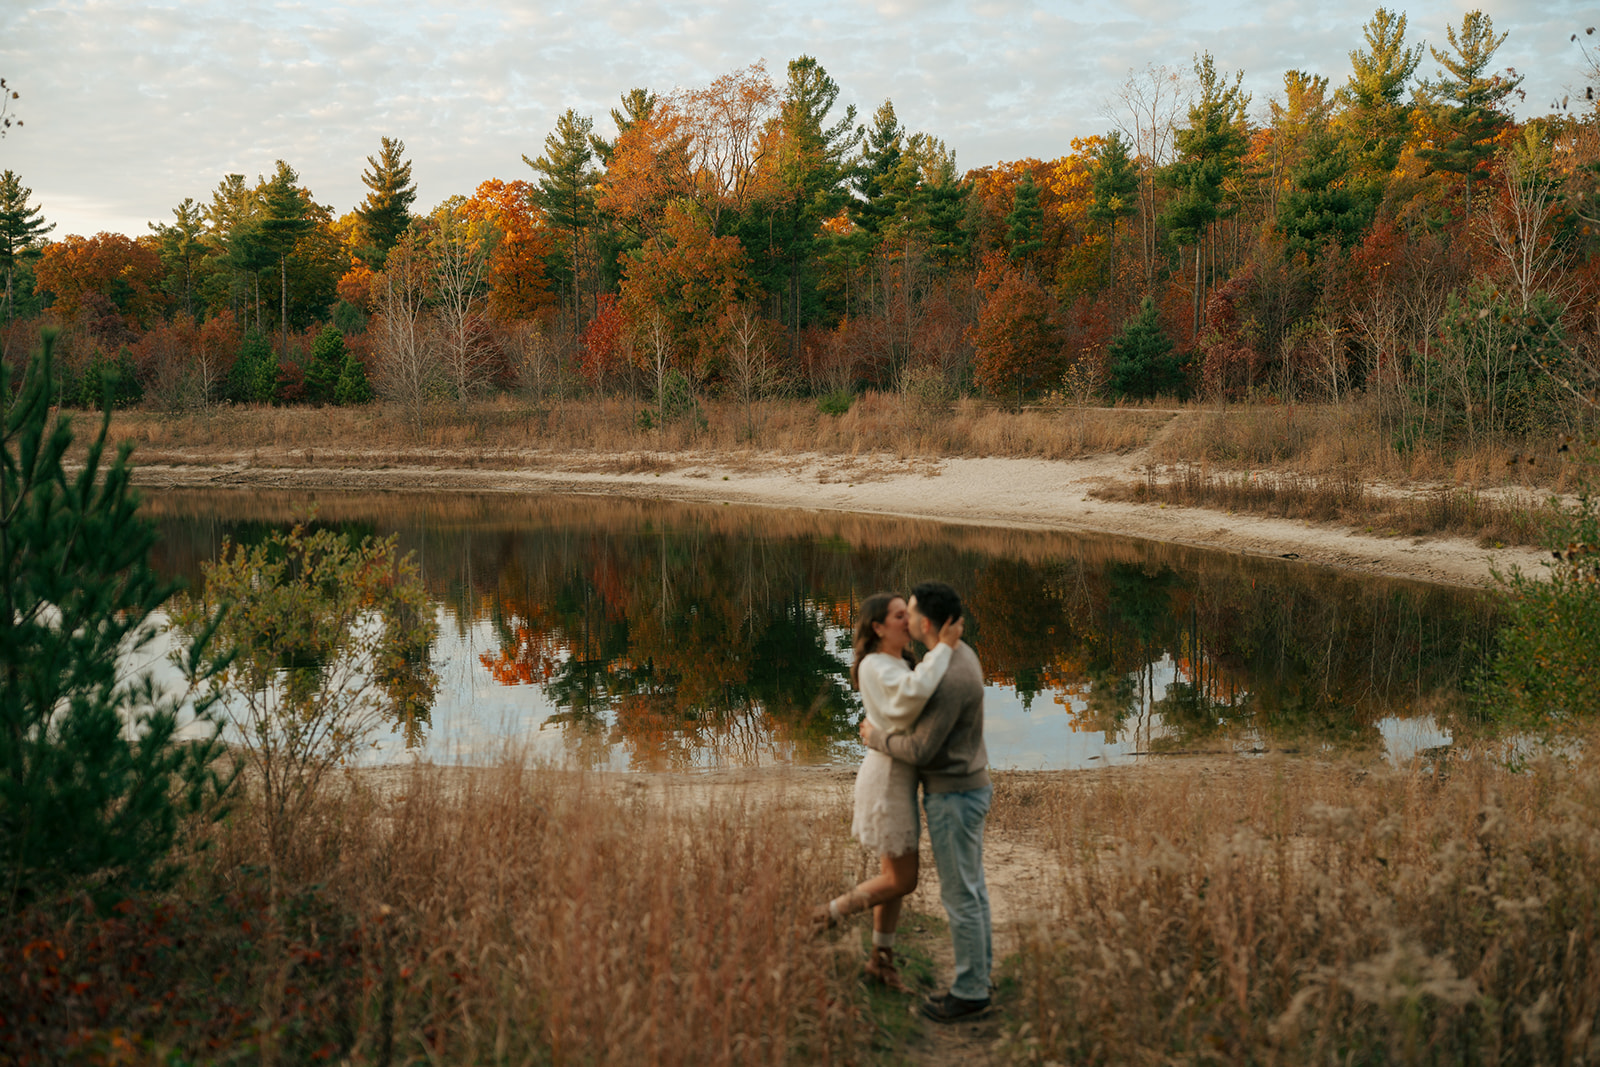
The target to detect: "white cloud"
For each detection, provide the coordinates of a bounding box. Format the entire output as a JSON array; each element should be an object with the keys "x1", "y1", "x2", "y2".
[{"x1": 0, "y1": 0, "x2": 1589, "y2": 238}]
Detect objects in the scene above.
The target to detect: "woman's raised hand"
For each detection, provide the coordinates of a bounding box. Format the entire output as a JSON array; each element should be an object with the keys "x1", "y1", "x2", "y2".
[{"x1": 937, "y1": 615, "x2": 964, "y2": 648}]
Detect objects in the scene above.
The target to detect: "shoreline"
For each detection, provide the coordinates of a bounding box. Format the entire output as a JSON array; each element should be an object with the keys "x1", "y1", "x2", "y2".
[{"x1": 127, "y1": 446, "x2": 1546, "y2": 589}]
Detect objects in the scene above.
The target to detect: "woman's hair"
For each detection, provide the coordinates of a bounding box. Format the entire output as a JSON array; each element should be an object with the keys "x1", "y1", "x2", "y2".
[{"x1": 850, "y1": 592, "x2": 913, "y2": 690}]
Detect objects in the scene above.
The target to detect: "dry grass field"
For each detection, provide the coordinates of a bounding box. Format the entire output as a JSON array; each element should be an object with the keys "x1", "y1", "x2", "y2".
[{"x1": 7, "y1": 742, "x2": 1600, "y2": 1065}]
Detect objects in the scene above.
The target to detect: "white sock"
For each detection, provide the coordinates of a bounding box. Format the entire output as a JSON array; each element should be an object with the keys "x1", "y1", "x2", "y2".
[{"x1": 872, "y1": 930, "x2": 895, "y2": 948}]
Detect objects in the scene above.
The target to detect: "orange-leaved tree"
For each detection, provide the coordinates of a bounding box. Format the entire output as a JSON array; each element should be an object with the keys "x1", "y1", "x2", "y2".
[
  {"x1": 460, "y1": 179, "x2": 555, "y2": 322},
  {"x1": 970, "y1": 263, "x2": 1063, "y2": 409}
]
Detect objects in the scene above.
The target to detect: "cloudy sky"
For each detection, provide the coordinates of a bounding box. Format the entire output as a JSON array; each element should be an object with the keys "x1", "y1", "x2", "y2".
[{"x1": 0, "y1": 0, "x2": 1589, "y2": 239}]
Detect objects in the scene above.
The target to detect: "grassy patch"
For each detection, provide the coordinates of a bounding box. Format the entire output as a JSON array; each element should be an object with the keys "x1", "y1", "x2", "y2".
[{"x1": 1096, "y1": 463, "x2": 1555, "y2": 545}]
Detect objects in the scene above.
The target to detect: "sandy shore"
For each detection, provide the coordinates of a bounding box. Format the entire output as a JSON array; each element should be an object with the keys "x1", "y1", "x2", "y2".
[{"x1": 130, "y1": 446, "x2": 1546, "y2": 588}]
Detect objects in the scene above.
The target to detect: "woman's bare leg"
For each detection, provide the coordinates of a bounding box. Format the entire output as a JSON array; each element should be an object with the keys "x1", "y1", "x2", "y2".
[
  {"x1": 821, "y1": 850, "x2": 918, "y2": 924},
  {"x1": 871, "y1": 852, "x2": 918, "y2": 933}
]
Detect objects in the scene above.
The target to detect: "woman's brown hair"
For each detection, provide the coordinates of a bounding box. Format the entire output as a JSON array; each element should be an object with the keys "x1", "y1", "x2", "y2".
[{"x1": 850, "y1": 593, "x2": 915, "y2": 690}]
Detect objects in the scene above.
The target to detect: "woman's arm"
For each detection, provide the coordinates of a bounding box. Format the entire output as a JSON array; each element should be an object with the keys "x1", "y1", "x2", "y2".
[
  {"x1": 861, "y1": 644, "x2": 953, "y2": 733},
  {"x1": 859, "y1": 616, "x2": 965, "y2": 733}
]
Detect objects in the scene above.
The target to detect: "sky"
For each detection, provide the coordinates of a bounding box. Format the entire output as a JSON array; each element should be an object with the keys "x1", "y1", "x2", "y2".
[{"x1": 0, "y1": 0, "x2": 1591, "y2": 239}]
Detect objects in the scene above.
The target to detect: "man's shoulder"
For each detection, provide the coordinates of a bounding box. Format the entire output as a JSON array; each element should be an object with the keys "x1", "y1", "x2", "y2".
[{"x1": 948, "y1": 641, "x2": 984, "y2": 688}]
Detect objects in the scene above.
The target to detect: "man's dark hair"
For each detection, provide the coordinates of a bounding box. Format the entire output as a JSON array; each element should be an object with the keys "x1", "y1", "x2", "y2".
[{"x1": 910, "y1": 581, "x2": 962, "y2": 627}]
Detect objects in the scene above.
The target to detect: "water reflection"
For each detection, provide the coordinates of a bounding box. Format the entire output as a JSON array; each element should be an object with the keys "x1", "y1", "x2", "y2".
[{"x1": 142, "y1": 491, "x2": 1498, "y2": 770}]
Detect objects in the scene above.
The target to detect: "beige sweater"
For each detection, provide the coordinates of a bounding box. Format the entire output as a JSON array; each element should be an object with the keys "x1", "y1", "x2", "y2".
[{"x1": 858, "y1": 644, "x2": 953, "y2": 735}]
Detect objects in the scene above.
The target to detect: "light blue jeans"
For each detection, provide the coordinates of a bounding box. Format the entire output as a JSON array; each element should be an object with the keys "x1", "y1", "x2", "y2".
[{"x1": 922, "y1": 783, "x2": 993, "y2": 1001}]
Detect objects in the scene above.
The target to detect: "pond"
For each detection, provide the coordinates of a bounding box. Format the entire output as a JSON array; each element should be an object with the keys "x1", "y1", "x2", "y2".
[{"x1": 141, "y1": 489, "x2": 1500, "y2": 771}]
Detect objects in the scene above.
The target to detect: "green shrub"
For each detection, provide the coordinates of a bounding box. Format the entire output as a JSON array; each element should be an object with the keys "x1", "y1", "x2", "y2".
[
  {"x1": 1481, "y1": 486, "x2": 1600, "y2": 725},
  {"x1": 817, "y1": 389, "x2": 854, "y2": 416}
]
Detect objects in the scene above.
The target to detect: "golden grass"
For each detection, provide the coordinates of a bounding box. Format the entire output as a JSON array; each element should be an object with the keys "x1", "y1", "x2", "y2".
[
  {"x1": 994, "y1": 747, "x2": 1600, "y2": 1065},
  {"x1": 3, "y1": 762, "x2": 869, "y2": 1065},
  {"x1": 1149, "y1": 402, "x2": 1588, "y2": 492},
  {"x1": 94, "y1": 393, "x2": 1168, "y2": 464},
  {"x1": 10, "y1": 747, "x2": 1600, "y2": 1063},
  {"x1": 1096, "y1": 464, "x2": 1553, "y2": 546}
]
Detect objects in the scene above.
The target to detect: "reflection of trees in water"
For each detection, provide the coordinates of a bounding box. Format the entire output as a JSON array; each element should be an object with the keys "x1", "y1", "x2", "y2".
[{"x1": 144, "y1": 492, "x2": 1498, "y2": 764}]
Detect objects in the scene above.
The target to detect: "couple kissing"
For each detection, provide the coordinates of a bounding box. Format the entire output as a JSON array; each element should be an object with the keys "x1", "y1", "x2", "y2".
[{"x1": 813, "y1": 581, "x2": 993, "y2": 1024}]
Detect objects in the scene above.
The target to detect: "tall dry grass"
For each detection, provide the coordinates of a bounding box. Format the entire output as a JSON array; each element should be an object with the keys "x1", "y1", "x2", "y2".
[
  {"x1": 996, "y1": 748, "x2": 1600, "y2": 1065},
  {"x1": 96, "y1": 393, "x2": 1167, "y2": 464},
  {"x1": 1149, "y1": 402, "x2": 1588, "y2": 492},
  {"x1": 1097, "y1": 464, "x2": 1552, "y2": 545},
  {"x1": 1, "y1": 761, "x2": 867, "y2": 1066}
]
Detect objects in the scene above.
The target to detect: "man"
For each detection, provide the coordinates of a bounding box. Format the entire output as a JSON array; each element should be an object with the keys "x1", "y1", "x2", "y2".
[{"x1": 858, "y1": 580, "x2": 992, "y2": 1023}]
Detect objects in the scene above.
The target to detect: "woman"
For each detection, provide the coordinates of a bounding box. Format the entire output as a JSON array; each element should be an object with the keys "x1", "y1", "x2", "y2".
[{"x1": 813, "y1": 592, "x2": 963, "y2": 991}]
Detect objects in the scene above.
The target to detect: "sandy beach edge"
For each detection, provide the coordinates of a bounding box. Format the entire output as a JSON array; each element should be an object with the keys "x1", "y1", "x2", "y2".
[{"x1": 125, "y1": 448, "x2": 1548, "y2": 590}]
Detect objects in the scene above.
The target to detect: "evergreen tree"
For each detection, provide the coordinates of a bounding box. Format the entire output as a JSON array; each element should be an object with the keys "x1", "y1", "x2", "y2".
[
  {"x1": 1109, "y1": 297, "x2": 1186, "y2": 399},
  {"x1": 1277, "y1": 132, "x2": 1376, "y2": 257},
  {"x1": 589, "y1": 88, "x2": 658, "y2": 167},
  {"x1": 1088, "y1": 132, "x2": 1138, "y2": 280},
  {"x1": 1335, "y1": 8, "x2": 1424, "y2": 181},
  {"x1": 257, "y1": 161, "x2": 312, "y2": 363},
  {"x1": 763, "y1": 56, "x2": 859, "y2": 356},
  {"x1": 204, "y1": 174, "x2": 269, "y2": 328},
  {"x1": 1161, "y1": 53, "x2": 1250, "y2": 339},
  {"x1": 149, "y1": 197, "x2": 205, "y2": 317},
  {"x1": 334, "y1": 350, "x2": 373, "y2": 405},
  {"x1": 354, "y1": 136, "x2": 417, "y2": 269},
  {"x1": 525, "y1": 109, "x2": 599, "y2": 335},
  {"x1": 1006, "y1": 172, "x2": 1045, "y2": 269},
  {"x1": 227, "y1": 330, "x2": 277, "y2": 404},
  {"x1": 305, "y1": 324, "x2": 345, "y2": 404},
  {"x1": 850, "y1": 100, "x2": 905, "y2": 237},
  {"x1": 0, "y1": 170, "x2": 53, "y2": 325},
  {"x1": 1418, "y1": 10, "x2": 1521, "y2": 217},
  {"x1": 1, "y1": 330, "x2": 232, "y2": 913}
]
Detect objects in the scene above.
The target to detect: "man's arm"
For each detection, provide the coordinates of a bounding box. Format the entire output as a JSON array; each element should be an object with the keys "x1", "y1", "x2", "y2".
[{"x1": 863, "y1": 688, "x2": 964, "y2": 768}]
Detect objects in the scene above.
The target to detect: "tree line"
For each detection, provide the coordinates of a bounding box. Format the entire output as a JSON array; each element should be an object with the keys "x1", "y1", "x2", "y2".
[{"x1": 1, "y1": 9, "x2": 1597, "y2": 448}]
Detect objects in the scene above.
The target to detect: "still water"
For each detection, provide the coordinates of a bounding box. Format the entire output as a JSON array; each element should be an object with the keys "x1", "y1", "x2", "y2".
[{"x1": 141, "y1": 490, "x2": 1499, "y2": 771}]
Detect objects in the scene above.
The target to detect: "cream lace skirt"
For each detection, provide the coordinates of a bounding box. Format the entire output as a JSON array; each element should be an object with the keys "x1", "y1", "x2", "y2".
[{"x1": 851, "y1": 749, "x2": 920, "y2": 857}]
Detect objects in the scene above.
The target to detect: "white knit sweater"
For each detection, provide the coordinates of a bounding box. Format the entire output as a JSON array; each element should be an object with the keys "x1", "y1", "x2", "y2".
[{"x1": 858, "y1": 644, "x2": 953, "y2": 735}]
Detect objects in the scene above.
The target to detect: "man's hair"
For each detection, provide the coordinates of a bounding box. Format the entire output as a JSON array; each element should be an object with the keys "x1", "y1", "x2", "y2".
[{"x1": 910, "y1": 581, "x2": 962, "y2": 627}]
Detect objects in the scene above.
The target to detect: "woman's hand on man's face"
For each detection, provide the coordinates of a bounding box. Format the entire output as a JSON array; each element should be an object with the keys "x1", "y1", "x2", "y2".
[{"x1": 938, "y1": 616, "x2": 964, "y2": 648}]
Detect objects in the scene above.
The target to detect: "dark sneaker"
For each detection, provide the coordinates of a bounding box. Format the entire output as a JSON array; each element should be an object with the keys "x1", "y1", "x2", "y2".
[{"x1": 920, "y1": 992, "x2": 991, "y2": 1023}]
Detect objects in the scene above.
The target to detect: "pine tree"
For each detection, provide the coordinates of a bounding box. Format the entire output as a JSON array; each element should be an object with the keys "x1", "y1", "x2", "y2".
[
  {"x1": 1161, "y1": 54, "x2": 1250, "y2": 339},
  {"x1": 589, "y1": 88, "x2": 658, "y2": 167},
  {"x1": 850, "y1": 100, "x2": 905, "y2": 237},
  {"x1": 525, "y1": 109, "x2": 599, "y2": 336},
  {"x1": 227, "y1": 330, "x2": 277, "y2": 404},
  {"x1": 257, "y1": 161, "x2": 312, "y2": 364},
  {"x1": 1109, "y1": 297, "x2": 1185, "y2": 399},
  {"x1": 1277, "y1": 132, "x2": 1376, "y2": 257},
  {"x1": 305, "y1": 324, "x2": 345, "y2": 404},
  {"x1": 149, "y1": 197, "x2": 205, "y2": 317},
  {"x1": 355, "y1": 137, "x2": 416, "y2": 269},
  {"x1": 1335, "y1": 8, "x2": 1424, "y2": 181},
  {"x1": 768, "y1": 56, "x2": 860, "y2": 351},
  {"x1": 205, "y1": 174, "x2": 269, "y2": 328},
  {"x1": 0, "y1": 170, "x2": 53, "y2": 325},
  {"x1": 1088, "y1": 132, "x2": 1138, "y2": 281},
  {"x1": 1, "y1": 330, "x2": 232, "y2": 913},
  {"x1": 1418, "y1": 11, "x2": 1521, "y2": 218},
  {"x1": 1006, "y1": 172, "x2": 1045, "y2": 269},
  {"x1": 334, "y1": 350, "x2": 373, "y2": 405}
]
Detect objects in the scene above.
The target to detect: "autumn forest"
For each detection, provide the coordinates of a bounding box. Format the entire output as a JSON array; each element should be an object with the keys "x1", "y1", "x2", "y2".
[{"x1": 0, "y1": 7, "x2": 1594, "y2": 453}]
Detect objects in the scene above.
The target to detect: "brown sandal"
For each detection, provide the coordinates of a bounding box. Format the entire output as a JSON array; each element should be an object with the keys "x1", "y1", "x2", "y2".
[{"x1": 865, "y1": 945, "x2": 909, "y2": 993}]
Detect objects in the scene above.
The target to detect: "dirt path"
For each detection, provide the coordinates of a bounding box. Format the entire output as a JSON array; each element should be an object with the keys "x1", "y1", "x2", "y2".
[{"x1": 130, "y1": 444, "x2": 1545, "y2": 588}]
